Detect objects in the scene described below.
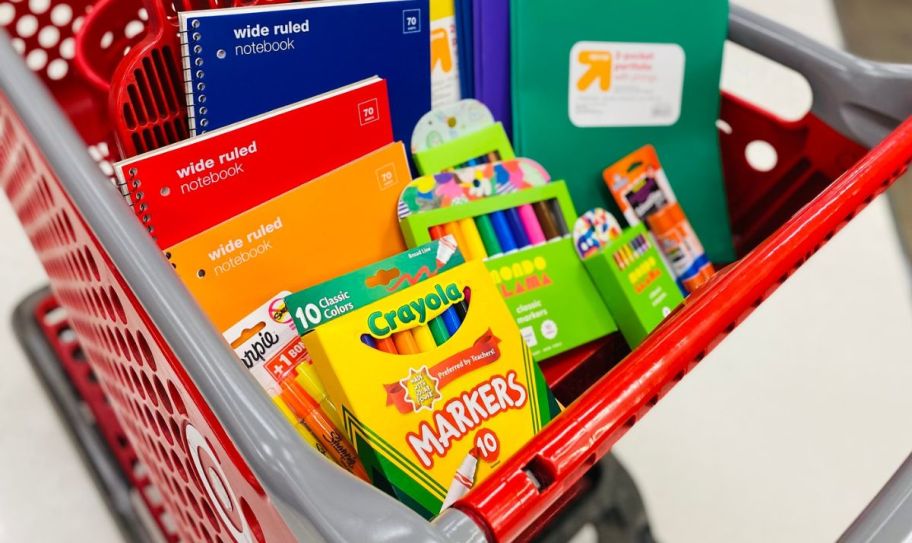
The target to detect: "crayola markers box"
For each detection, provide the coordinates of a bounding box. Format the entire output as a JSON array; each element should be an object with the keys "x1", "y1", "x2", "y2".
[
  {"x1": 583, "y1": 224, "x2": 683, "y2": 347},
  {"x1": 284, "y1": 239, "x2": 558, "y2": 518},
  {"x1": 399, "y1": 164, "x2": 618, "y2": 361}
]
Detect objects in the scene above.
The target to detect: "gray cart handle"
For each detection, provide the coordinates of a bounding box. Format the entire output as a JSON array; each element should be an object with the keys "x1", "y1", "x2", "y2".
[{"x1": 730, "y1": 4, "x2": 912, "y2": 148}]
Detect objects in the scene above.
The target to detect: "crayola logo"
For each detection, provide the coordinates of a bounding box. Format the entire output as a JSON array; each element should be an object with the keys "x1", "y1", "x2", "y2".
[{"x1": 368, "y1": 283, "x2": 464, "y2": 337}]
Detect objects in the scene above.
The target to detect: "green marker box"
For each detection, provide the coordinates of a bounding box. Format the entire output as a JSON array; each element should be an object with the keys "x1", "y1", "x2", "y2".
[
  {"x1": 401, "y1": 182, "x2": 618, "y2": 361},
  {"x1": 583, "y1": 224, "x2": 684, "y2": 347},
  {"x1": 412, "y1": 123, "x2": 515, "y2": 175}
]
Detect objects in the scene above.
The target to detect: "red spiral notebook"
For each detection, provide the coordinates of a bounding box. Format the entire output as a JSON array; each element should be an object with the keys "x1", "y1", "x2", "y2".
[{"x1": 113, "y1": 77, "x2": 394, "y2": 249}]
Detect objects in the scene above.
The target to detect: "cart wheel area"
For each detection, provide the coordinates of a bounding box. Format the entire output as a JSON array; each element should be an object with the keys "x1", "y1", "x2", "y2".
[{"x1": 11, "y1": 288, "x2": 174, "y2": 543}]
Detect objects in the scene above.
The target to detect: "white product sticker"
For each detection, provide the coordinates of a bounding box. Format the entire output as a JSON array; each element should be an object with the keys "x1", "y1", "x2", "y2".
[
  {"x1": 568, "y1": 41, "x2": 685, "y2": 127},
  {"x1": 222, "y1": 291, "x2": 303, "y2": 396},
  {"x1": 430, "y1": 14, "x2": 461, "y2": 108}
]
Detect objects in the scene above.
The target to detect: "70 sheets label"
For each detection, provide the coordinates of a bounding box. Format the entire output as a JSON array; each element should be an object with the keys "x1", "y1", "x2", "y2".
[
  {"x1": 358, "y1": 98, "x2": 380, "y2": 126},
  {"x1": 403, "y1": 9, "x2": 422, "y2": 34},
  {"x1": 568, "y1": 41, "x2": 685, "y2": 128}
]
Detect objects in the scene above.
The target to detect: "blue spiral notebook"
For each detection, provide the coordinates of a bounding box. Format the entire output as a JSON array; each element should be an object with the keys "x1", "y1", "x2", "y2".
[{"x1": 179, "y1": 0, "x2": 430, "y2": 145}]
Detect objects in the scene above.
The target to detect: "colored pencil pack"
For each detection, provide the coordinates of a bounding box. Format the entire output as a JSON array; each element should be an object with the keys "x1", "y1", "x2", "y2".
[
  {"x1": 224, "y1": 293, "x2": 370, "y2": 479},
  {"x1": 166, "y1": 142, "x2": 412, "y2": 332},
  {"x1": 410, "y1": 99, "x2": 513, "y2": 174},
  {"x1": 581, "y1": 224, "x2": 683, "y2": 347},
  {"x1": 114, "y1": 77, "x2": 393, "y2": 249},
  {"x1": 284, "y1": 239, "x2": 558, "y2": 518},
  {"x1": 178, "y1": 0, "x2": 430, "y2": 145},
  {"x1": 398, "y1": 162, "x2": 619, "y2": 360}
]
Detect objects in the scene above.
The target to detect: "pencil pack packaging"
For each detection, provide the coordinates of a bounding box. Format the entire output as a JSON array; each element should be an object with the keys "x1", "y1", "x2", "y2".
[
  {"x1": 573, "y1": 215, "x2": 684, "y2": 347},
  {"x1": 411, "y1": 99, "x2": 514, "y2": 174},
  {"x1": 223, "y1": 293, "x2": 368, "y2": 480},
  {"x1": 166, "y1": 142, "x2": 412, "y2": 331},
  {"x1": 398, "y1": 159, "x2": 618, "y2": 360},
  {"x1": 602, "y1": 145, "x2": 715, "y2": 294},
  {"x1": 284, "y1": 238, "x2": 558, "y2": 518}
]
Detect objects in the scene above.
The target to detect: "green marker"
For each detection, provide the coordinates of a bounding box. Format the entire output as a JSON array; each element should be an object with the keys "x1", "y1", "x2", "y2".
[
  {"x1": 474, "y1": 214, "x2": 503, "y2": 256},
  {"x1": 428, "y1": 317, "x2": 450, "y2": 346}
]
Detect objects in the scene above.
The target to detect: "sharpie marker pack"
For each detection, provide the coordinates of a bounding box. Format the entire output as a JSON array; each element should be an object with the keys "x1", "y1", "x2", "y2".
[
  {"x1": 224, "y1": 293, "x2": 371, "y2": 479},
  {"x1": 284, "y1": 239, "x2": 557, "y2": 518}
]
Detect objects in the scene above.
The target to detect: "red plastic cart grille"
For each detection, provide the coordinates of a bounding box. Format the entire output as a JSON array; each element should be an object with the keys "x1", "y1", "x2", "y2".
[
  {"x1": 0, "y1": 0, "x2": 89, "y2": 90},
  {"x1": 453, "y1": 114, "x2": 912, "y2": 541},
  {"x1": 0, "y1": 0, "x2": 113, "y2": 146},
  {"x1": 31, "y1": 294, "x2": 179, "y2": 540},
  {"x1": 108, "y1": 0, "x2": 293, "y2": 159},
  {"x1": 0, "y1": 93, "x2": 295, "y2": 542},
  {"x1": 720, "y1": 94, "x2": 867, "y2": 254}
]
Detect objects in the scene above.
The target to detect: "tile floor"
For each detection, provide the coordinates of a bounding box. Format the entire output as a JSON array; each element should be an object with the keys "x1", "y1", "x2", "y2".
[{"x1": 1, "y1": 0, "x2": 911, "y2": 542}]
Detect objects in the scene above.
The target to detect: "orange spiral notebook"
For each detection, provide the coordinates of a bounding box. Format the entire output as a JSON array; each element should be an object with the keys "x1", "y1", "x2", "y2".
[{"x1": 166, "y1": 143, "x2": 412, "y2": 331}]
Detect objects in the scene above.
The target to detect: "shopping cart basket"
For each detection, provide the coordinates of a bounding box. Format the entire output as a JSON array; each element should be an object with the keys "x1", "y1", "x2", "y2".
[{"x1": 2, "y1": 3, "x2": 912, "y2": 541}]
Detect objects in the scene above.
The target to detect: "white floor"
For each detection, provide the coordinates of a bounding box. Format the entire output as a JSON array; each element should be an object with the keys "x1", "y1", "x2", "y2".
[
  {"x1": 0, "y1": 197, "x2": 123, "y2": 540},
  {"x1": 1, "y1": 1, "x2": 911, "y2": 542},
  {"x1": 613, "y1": 2, "x2": 912, "y2": 543}
]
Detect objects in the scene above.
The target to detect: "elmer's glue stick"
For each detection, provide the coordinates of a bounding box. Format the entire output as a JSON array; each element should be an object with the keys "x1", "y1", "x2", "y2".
[{"x1": 646, "y1": 203, "x2": 714, "y2": 294}]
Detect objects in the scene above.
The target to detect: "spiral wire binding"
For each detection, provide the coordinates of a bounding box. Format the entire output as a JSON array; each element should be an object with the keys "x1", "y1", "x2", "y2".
[
  {"x1": 179, "y1": 18, "x2": 208, "y2": 137},
  {"x1": 123, "y1": 166, "x2": 157, "y2": 239},
  {"x1": 114, "y1": 167, "x2": 135, "y2": 203}
]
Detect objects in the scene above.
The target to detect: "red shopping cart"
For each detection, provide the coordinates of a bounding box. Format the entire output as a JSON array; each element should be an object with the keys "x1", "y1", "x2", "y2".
[{"x1": 2, "y1": 2, "x2": 912, "y2": 541}]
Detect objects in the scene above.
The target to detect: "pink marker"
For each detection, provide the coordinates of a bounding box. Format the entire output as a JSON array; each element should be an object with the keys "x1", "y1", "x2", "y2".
[{"x1": 517, "y1": 204, "x2": 547, "y2": 245}]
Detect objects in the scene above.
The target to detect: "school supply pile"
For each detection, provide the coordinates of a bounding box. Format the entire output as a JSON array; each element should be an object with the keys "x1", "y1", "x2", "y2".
[
  {"x1": 101, "y1": 0, "x2": 727, "y2": 518},
  {"x1": 455, "y1": 0, "x2": 734, "y2": 262}
]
